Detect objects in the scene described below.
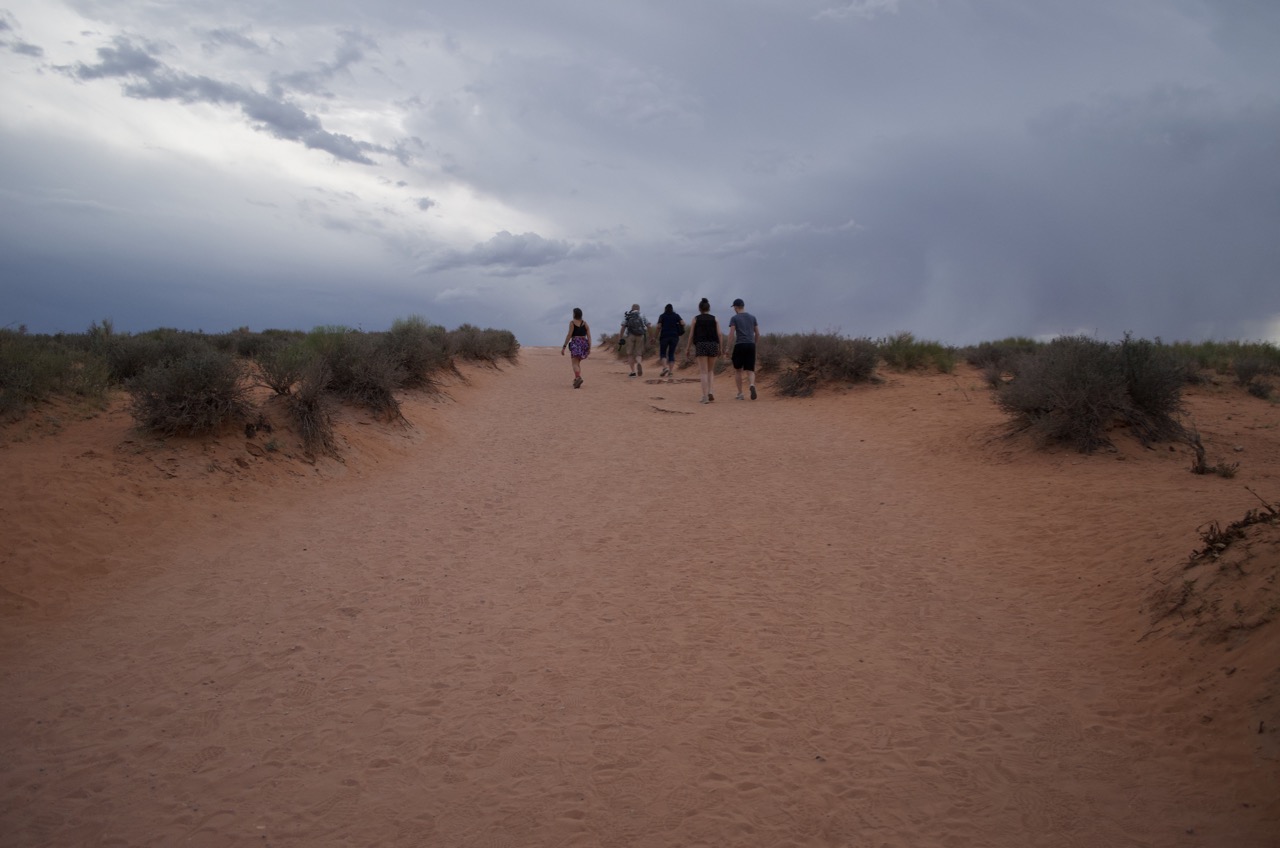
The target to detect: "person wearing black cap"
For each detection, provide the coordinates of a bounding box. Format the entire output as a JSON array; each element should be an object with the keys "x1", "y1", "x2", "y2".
[{"x1": 726, "y1": 298, "x2": 760, "y2": 400}]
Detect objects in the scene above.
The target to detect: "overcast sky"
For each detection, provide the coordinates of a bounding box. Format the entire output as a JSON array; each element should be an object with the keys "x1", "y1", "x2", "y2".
[{"x1": 2, "y1": 1, "x2": 1278, "y2": 345}]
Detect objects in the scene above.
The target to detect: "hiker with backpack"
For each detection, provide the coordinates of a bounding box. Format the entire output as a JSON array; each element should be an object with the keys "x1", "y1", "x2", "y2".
[
  {"x1": 620, "y1": 304, "x2": 650, "y2": 377},
  {"x1": 654, "y1": 303, "x2": 685, "y2": 378}
]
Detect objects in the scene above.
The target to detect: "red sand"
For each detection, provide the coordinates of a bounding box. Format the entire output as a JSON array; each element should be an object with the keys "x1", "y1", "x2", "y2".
[{"x1": 2, "y1": 347, "x2": 1277, "y2": 847}]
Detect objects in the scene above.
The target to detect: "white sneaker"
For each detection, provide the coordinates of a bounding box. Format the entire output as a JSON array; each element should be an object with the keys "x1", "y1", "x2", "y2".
[{"x1": 735, "y1": 393, "x2": 745, "y2": 400}]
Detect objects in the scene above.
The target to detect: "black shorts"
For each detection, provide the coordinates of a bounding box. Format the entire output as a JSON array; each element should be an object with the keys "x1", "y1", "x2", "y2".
[{"x1": 731, "y1": 343, "x2": 756, "y2": 371}]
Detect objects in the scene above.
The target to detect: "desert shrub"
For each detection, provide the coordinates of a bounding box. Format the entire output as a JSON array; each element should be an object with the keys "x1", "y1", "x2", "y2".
[
  {"x1": 447, "y1": 324, "x2": 520, "y2": 363},
  {"x1": 980, "y1": 362, "x2": 1006, "y2": 389},
  {"x1": 1247, "y1": 380, "x2": 1273, "y2": 400},
  {"x1": 105, "y1": 329, "x2": 213, "y2": 382},
  {"x1": 997, "y1": 336, "x2": 1129, "y2": 453},
  {"x1": 963, "y1": 337, "x2": 1041, "y2": 374},
  {"x1": 286, "y1": 358, "x2": 337, "y2": 455},
  {"x1": 1170, "y1": 340, "x2": 1280, "y2": 378},
  {"x1": 224, "y1": 325, "x2": 298, "y2": 358},
  {"x1": 756, "y1": 335, "x2": 786, "y2": 373},
  {"x1": 127, "y1": 347, "x2": 250, "y2": 436},
  {"x1": 0, "y1": 331, "x2": 111, "y2": 419},
  {"x1": 1118, "y1": 334, "x2": 1186, "y2": 445},
  {"x1": 253, "y1": 340, "x2": 316, "y2": 396},
  {"x1": 1232, "y1": 356, "x2": 1272, "y2": 388},
  {"x1": 878, "y1": 332, "x2": 953, "y2": 372},
  {"x1": 998, "y1": 335, "x2": 1186, "y2": 452},
  {"x1": 384, "y1": 316, "x2": 450, "y2": 387},
  {"x1": 306, "y1": 327, "x2": 404, "y2": 419},
  {"x1": 772, "y1": 333, "x2": 878, "y2": 397}
]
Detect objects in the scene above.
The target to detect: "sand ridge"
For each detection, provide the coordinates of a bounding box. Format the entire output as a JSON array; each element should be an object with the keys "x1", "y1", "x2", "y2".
[{"x1": 1, "y1": 347, "x2": 1277, "y2": 847}]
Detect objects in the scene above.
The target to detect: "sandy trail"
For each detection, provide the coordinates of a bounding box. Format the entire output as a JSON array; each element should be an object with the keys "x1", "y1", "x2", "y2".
[{"x1": 1, "y1": 346, "x2": 1277, "y2": 847}]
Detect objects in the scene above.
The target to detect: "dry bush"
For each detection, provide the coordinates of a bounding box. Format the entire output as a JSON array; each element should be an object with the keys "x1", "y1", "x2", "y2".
[
  {"x1": 104, "y1": 329, "x2": 213, "y2": 382},
  {"x1": 877, "y1": 331, "x2": 955, "y2": 372},
  {"x1": 963, "y1": 337, "x2": 1040, "y2": 373},
  {"x1": 771, "y1": 333, "x2": 878, "y2": 397},
  {"x1": 306, "y1": 327, "x2": 405, "y2": 420},
  {"x1": 1118, "y1": 334, "x2": 1186, "y2": 445},
  {"x1": 997, "y1": 336, "x2": 1129, "y2": 452},
  {"x1": 447, "y1": 324, "x2": 520, "y2": 364},
  {"x1": 998, "y1": 335, "x2": 1187, "y2": 452},
  {"x1": 0, "y1": 331, "x2": 111, "y2": 420},
  {"x1": 253, "y1": 341, "x2": 314, "y2": 396},
  {"x1": 1246, "y1": 380, "x2": 1273, "y2": 400},
  {"x1": 127, "y1": 348, "x2": 250, "y2": 436},
  {"x1": 1232, "y1": 356, "x2": 1274, "y2": 388},
  {"x1": 385, "y1": 316, "x2": 451, "y2": 388},
  {"x1": 286, "y1": 359, "x2": 337, "y2": 455}
]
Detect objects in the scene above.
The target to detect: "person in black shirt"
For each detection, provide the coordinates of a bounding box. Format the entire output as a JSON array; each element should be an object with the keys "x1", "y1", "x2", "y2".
[
  {"x1": 654, "y1": 303, "x2": 684, "y2": 378},
  {"x1": 685, "y1": 298, "x2": 722, "y2": 403}
]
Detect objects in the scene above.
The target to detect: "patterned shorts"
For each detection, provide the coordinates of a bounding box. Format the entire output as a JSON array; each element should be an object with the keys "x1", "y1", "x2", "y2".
[
  {"x1": 567, "y1": 337, "x2": 591, "y2": 359},
  {"x1": 694, "y1": 341, "x2": 720, "y2": 357}
]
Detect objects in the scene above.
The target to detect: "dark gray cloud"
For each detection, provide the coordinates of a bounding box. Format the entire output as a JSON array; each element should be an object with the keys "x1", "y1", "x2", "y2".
[
  {"x1": 269, "y1": 30, "x2": 374, "y2": 97},
  {"x1": 201, "y1": 27, "x2": 267, "y2": 55},
  {"x1": 423, "y1": 231, "x2": 609, "y2": 275},
  {"x1": 67, "y1": 35, "x2": 382, "y2": 164},
  {"x1": 2, "y1": 1, "x2": 1279, "y2": 345}
]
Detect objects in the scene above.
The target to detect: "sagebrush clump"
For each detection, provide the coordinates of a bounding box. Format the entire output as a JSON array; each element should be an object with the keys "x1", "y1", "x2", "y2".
[
  {"x1": 769, "y1": 333, "x2": 878, "y2": 397},
  {"x1": 126, "y1": 347, "x2": 250, "y2": 437},
  {"x1": 996, "y1": 335, "x2": 1187, "y2": 452}
]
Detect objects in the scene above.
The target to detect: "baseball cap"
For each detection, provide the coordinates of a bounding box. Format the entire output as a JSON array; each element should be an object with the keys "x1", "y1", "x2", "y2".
[{"x1": 732, "y1": 298, "x2": 745, "y2": 307}]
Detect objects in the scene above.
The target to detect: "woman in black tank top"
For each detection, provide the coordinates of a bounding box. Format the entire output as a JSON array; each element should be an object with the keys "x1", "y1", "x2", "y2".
[
  {"x1": 685, "y1": 298, "x2": 722, "y2": 403},
  {"x1": 561, "y1": 307, "x2": 592, "y2": 388}
]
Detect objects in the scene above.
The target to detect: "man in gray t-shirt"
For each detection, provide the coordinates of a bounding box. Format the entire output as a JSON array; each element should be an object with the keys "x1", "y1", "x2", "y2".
[{"x1": 726, "y1": 298, "x2": 760, "y2": 400}]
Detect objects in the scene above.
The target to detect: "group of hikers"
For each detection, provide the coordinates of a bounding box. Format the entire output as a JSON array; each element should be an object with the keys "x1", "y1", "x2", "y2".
[{"x1": 561, "y1": 298, "x2": 760, "y2": 404}]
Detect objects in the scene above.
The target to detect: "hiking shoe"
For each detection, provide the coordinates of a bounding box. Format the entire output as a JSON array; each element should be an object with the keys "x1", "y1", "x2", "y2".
[
  {"x1": 573, "y1": 376, "x2": 582, "y2": 388},
  {"x1": 636, "y1": 363, "x2": 642, "y2": 376},
  {"x1": 708, "y1": 393, "x2": 714, "y2": 402},
  {"x1": 629, "y1": 372, "x2": 636, "y2": 377},
  {"x1": 750, "y1": 386, "x2": 757, "y2": 400},
  {"x1": 735, "y1": 393, "x2": 745, "y2": 400}
]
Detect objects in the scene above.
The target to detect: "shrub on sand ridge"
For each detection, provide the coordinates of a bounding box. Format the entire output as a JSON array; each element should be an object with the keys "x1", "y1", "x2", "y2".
[
  {"x1": 771, "y1": 333, "x2": 878, "y2": 397},
  {"x1": 126, "y1": 347, "x2": 250, "y2": 436}
]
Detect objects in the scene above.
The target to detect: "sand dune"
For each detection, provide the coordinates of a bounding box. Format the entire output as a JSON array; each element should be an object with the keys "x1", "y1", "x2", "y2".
[{"x1": 1, "y1": 347, "x2": 1277, "y2": 847}]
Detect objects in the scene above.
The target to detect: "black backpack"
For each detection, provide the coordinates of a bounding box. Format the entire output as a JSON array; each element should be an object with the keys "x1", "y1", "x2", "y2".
[{"x1": 625, "y1": 312, "x2": 646, "y2": 335}]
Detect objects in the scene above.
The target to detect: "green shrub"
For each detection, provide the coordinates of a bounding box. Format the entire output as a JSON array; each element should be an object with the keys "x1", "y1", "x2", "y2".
[
  {"x1": 306, "y1": 327, "x2": 404, "y2": 419},
  {"x1": 963, "y1": 337, "x2": 1041, "y2": 373},
  {"x1": 253, "y1": 340, "x2": 315, "y2": 396},
  {"x1": 105, "y1": 329, "x2": 213, "y2": 382},
  {"x1": 384, "y1": 316, "x2": 450, "y2": 388},
  {"x1": 0, "y1": 330, "x2": 111, "y2": 420},
  {"x1": 1233, "y1": 356, "x2": 1273, "y2": 388},
  {"x1": 771, "y1": 333, "x2": 878, "y2": 397},
  {"x1": 879, "y1": 331, "x2": 954, "y2": 372},
  {"x1": 127, "y1": 348, "x2": 250, "y2": 436},
  {"x1": 447, "y1": 324, "x2": 520, "y2": 363}
]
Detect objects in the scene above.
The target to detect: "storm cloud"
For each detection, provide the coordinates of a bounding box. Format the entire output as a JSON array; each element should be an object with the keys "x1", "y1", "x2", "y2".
[{"x1": 1, "y1": 0, "x2": 1277, "y2": 344}]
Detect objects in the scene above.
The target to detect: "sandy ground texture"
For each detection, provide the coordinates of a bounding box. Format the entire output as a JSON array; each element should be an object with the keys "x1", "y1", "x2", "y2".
[{"x1": 1, "y1": 345, "x2": 1278, "y2": 848}]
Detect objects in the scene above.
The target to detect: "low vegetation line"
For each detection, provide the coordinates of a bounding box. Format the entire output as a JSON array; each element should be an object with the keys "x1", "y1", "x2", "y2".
[{"x1": 0, "y1": 317, "x2": 519, "y2": 456}]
